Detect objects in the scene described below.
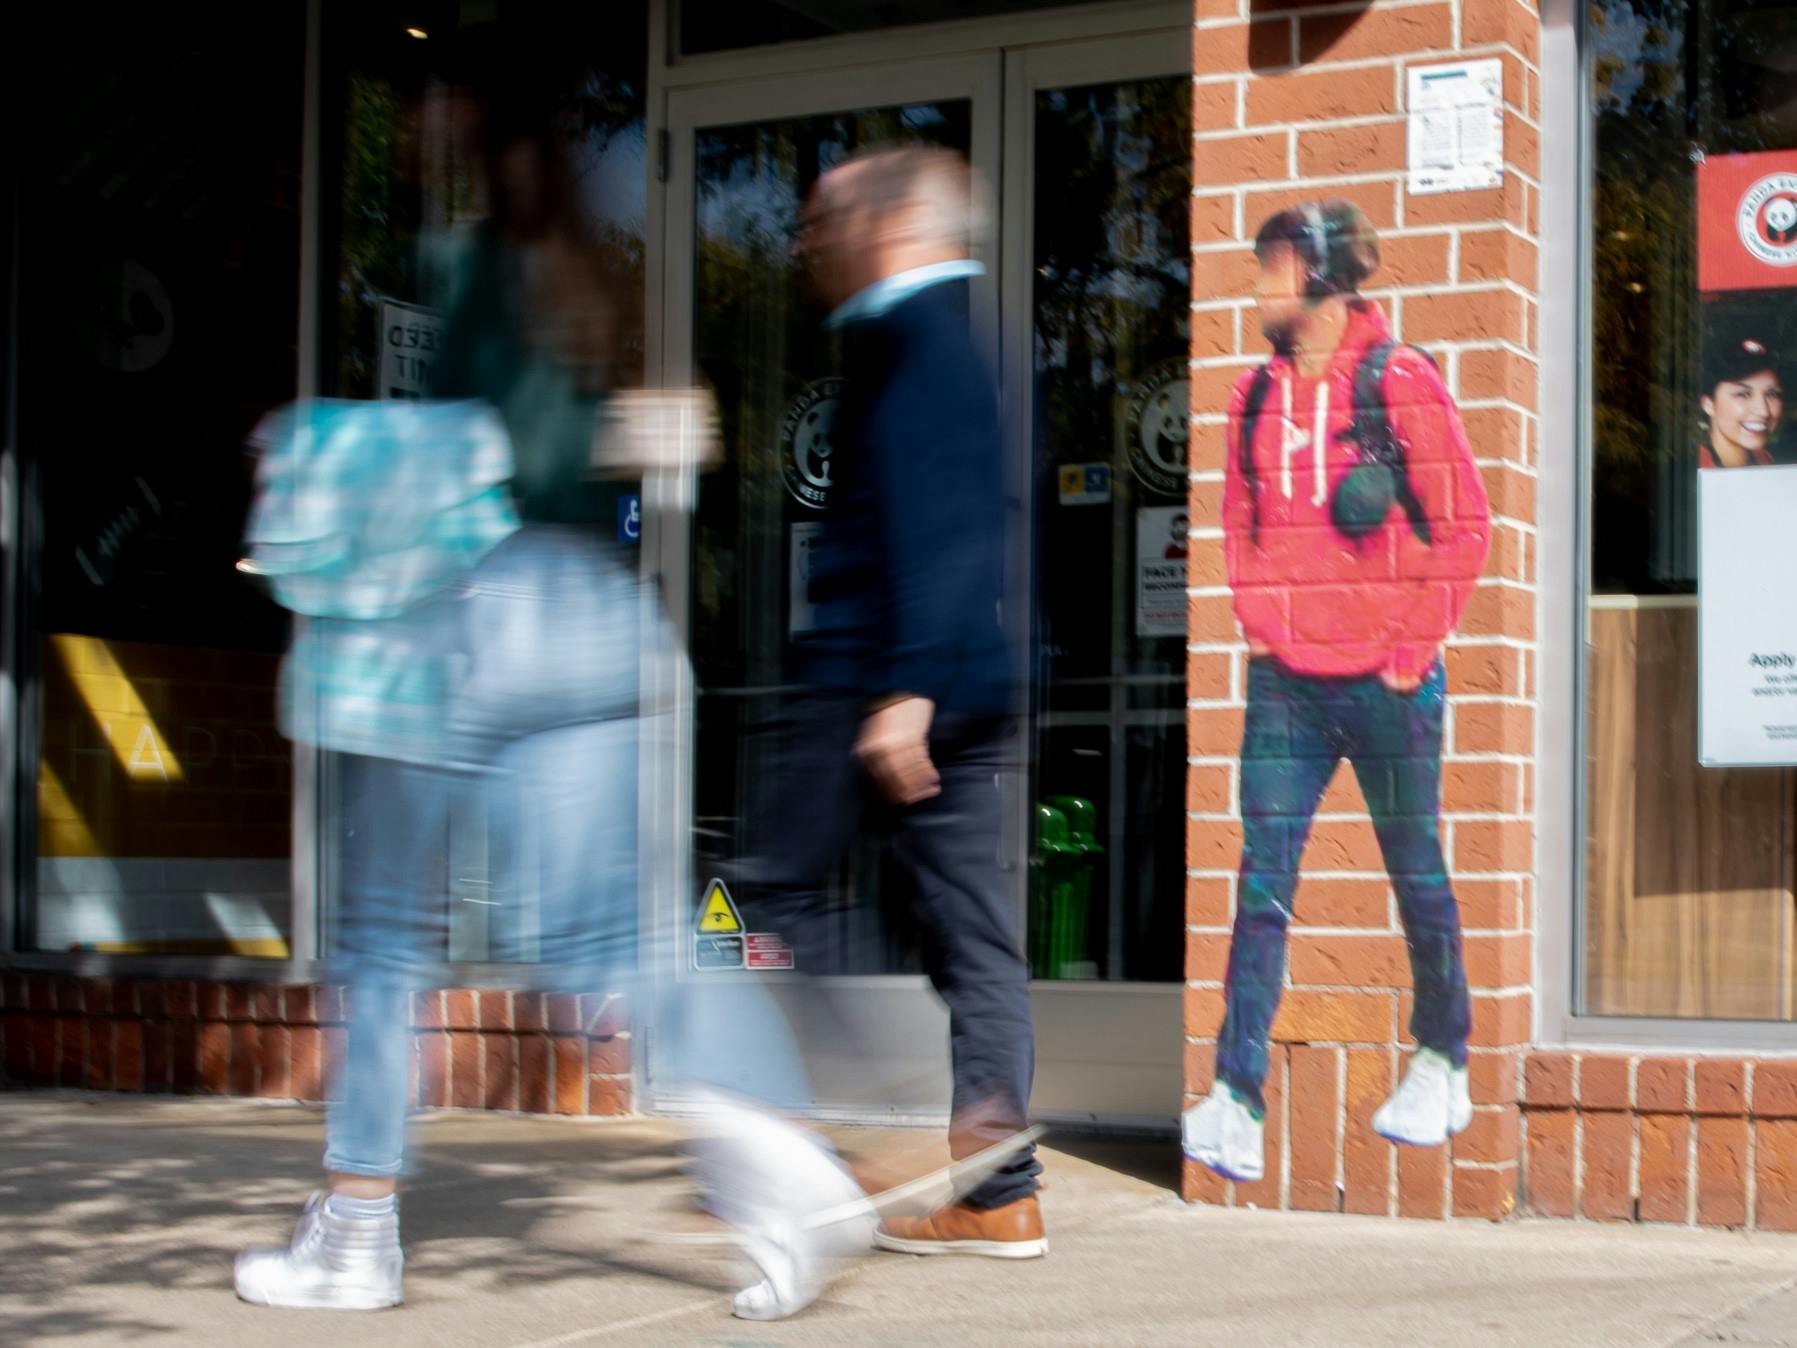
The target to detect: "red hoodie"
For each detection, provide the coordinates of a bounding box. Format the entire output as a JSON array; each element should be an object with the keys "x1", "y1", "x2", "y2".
[{"x1": 1222, "y1": 300, "x2": 1491, "y2": 683}]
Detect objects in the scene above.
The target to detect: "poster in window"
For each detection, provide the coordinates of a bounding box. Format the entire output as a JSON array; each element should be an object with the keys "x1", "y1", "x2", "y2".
[
  {"x1": 1693, "y1": 159, "x2": 1797, "y2": 472},
  {"x1": 1697, "y1": 149, "x2": 1797, "y2": 295},
  {"x1": 1134, "y1": 505, "x2": 1188, "y2": 638},
  {"x1": 1693, "y1": 153, "x2": 1797, "y2": 756},
  {"x1": 1699, "y1": 465, "x2": 1797, "y2": 765}
]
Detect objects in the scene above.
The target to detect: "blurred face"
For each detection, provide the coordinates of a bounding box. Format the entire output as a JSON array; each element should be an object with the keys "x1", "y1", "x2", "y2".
[
  {"x1": 485, "y1": 134, "x2": 551, "y2": 237},
  {"x1": 1703, "y1": 369, "x2": 1784, "y2": 459},
  {"x1": 795, "y1": 171, "x2": 871, "y2": 311},
  {"x1": 1254, "y1": 243, "x2": 1306, "y2": 350}
]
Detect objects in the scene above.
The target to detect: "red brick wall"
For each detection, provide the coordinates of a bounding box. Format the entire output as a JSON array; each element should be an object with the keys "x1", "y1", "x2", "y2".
[
  {"x1": 1523, "y1": 1051, "x2": 1797, "y2": 1230},
  {"x1": 1184, "y1": 0, "x2": 1542, "y2": 1218},
  {"x1": 0, "y1": 974, "x2": 632, "y2": 1117}
]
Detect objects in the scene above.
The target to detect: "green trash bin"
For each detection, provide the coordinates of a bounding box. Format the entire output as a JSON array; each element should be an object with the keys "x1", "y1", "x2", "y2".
[
  {"x1": 1046, "y1": 796, "x2": 1102, "y2": 979},
  {"x1": 1029, "y1": 804, "x2": 1075, "y2": 980},
  {"x1": 1030, "y1": 798, "x2": 1101, "y2": 979}
]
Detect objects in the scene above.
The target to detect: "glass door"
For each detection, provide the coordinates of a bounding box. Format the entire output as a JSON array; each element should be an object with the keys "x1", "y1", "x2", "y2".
[
  {"x1": 646, "y1": 59, "x2": 1003, "y2": 1118},
  {"x1": 643, "y1": 29, "x2": 1193, "y2": 1126},
  {"x1": 1001, "y1": 32, "x2": 1191, "y2": 1123}
]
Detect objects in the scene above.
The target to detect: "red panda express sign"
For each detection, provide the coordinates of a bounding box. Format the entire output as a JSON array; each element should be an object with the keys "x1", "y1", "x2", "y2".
[{"x1": 1698, "y1": 149, "x2": 1797, "y2": 293}]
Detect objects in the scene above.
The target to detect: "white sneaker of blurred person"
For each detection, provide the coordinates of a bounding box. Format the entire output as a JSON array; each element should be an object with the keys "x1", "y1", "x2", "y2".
[
  {"x1": 1181, "y1": 1085, "x2": 1266, "y2": 1184},
  {"x1": 1372, "y1": 1047, "x2": 1472, "y2": 1147},
  {"x1": 685, "y1": 1089, "x2": 876, "y2": 1321},
  {"x1": 234, "y1": 1190, "x2": 403, "y2": 1311}
]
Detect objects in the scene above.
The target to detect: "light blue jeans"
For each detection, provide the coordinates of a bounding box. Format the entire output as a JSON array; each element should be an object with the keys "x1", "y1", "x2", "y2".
[
  {"x1": 323, "y1": 529, "x2": 641, "y2": 1177},
  {"x1": 319, "y1": 529, "x2": 908, "y2": 1175}
]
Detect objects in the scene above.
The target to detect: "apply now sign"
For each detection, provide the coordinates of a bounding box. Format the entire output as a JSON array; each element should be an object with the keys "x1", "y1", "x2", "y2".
[{"x1": 1700, "y1": 465, "x2": 1797, "y2": 764}]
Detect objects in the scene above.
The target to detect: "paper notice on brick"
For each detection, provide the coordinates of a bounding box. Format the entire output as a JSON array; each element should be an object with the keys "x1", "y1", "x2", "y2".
[{"x1": 1407, "y1": 59, "x2": 1503, "y2": 195}]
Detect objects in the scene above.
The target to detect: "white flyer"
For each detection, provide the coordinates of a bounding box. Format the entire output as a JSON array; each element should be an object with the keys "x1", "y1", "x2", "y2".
[
  {"x1": 1407, "y1": 60, "x2": 1504, "y2": 195},
  {"x1": 1135, "y1": 505, "x2": 1189, "y2": 639},
  {"x1": 789, "y1": 521, "x2": 823, "y2": 640},
  {"x1": 1699, "y1": 465, "x2": 1797, "y2": 765}
]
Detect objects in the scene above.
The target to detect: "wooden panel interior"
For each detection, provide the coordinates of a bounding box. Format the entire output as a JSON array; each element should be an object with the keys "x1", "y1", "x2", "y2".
[{"x1": 1585, "y1": 603, "x2": 1797, "y2": 1019}]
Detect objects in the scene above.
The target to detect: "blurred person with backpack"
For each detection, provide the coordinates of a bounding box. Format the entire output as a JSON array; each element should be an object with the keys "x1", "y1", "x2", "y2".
[
  {"x1": 232, "y1": 29, "x2": 662, "y2": 1311},
  {"x1": 1183, "y1": 200, "x2": 1491, "y2": 1185}
]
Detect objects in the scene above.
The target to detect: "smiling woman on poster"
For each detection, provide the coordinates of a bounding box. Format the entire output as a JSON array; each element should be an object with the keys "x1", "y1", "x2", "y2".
[{"x1": 1699, "y1": 334, "x2": 1786, "y2": 469}]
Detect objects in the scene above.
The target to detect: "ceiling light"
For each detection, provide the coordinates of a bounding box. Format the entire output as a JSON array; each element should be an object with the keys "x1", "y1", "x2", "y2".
[{"x1": 406, "y1": 26, "x2": 428, "y2": 39}]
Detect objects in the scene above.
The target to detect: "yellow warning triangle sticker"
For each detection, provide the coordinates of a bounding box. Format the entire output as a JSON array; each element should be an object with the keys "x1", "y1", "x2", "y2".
[{"x1": 696, "y1": 879, "x2": 743, "y2": 934}]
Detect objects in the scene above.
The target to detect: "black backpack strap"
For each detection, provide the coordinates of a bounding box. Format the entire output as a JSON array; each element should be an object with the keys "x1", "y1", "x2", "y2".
[
  {"x1": 1238, "y1": 363, "x2": 1276, "y2": 545},
  {"x1": 1347, "y1": 341, "x2": 1434, "y2": 545}
]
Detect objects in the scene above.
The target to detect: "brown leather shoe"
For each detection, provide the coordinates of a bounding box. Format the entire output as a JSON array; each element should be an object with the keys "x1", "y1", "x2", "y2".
[{"x1": 873, "y1": 1195, "x2": 1047, "y2": 1259}]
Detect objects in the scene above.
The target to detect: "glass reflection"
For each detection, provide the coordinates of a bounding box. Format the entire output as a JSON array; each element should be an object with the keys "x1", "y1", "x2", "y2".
[
  {"x1": 1031, "y1": 77, "x2": 1191, "y2": 981},
  {"x1": 1583, "y1": 0, "x2": 1797, "y2": 1019},
  {"x1": 691, "y1": 103, "x2": 973, "y2": 975}
]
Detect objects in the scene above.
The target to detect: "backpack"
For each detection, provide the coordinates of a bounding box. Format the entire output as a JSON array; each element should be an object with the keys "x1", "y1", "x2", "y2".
[
  {"x1": 240, "y1": 398, "x2": 519, "y2": 621},
  {"x1": 1237, "y1": 340, "x2": 1435, "y2": 547}
]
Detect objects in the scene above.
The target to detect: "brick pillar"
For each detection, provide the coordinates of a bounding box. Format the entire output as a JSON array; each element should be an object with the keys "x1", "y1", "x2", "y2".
[{"x1": 1184, "y1": 0, "x2": 1541, "y2": 1218}]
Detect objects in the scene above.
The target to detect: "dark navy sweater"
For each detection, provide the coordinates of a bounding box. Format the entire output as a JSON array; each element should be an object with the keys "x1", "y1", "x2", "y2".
[{"x1": 799, "y1": 281, "x2": 1014, "y2": 717}]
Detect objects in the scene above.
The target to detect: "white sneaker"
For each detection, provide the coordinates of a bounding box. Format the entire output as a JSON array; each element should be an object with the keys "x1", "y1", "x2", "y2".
[
  {"x1": 684, "y1": 1090, "x2": 875, "y2": 1322},
  {"x1": 1373, "y1": 1048, "x2": 1473, "y2": 1147},
  {"x1": 234, "y1": 1191, "x2": 403, "y2": 1311},
  {"x1": 1181, "y1": 1086, "x2": 1265, "y2": 1183}
]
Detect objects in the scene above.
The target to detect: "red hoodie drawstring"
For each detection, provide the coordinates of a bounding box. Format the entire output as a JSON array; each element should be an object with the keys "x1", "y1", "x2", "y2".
[{"x1": 1275, "y1": 373, "x2": 1332, "y2": 506}]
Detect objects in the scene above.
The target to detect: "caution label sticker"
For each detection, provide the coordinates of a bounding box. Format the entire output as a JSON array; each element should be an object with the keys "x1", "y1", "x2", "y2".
[
  {"x1": 693, "y1": 879, "x2": 745, "y2": 970},
  {"x1": 693, "y1": 934, "x2": 744, "y2": 970},
  {"x1": 696, "y1": 879, "x2": 743, "y2": 933},
  {"x1": 745, "y1": 933, "x2": 795, "y2": 971}
]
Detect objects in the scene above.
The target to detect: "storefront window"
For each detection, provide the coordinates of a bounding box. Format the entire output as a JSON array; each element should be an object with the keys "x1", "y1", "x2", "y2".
[
  {"x1": 315, "y1": 2, "x2": 649, "y2": 966},
  {"x1": 10, "y1": 3, "x2": 648, "y2": 963},
  {"x1": 1031, "y1": 76, "x2": 1192, "y2": 980},
  {"x1": 1584, "y1": 0, "x2": 1797, "y2": 1018},
  {"x1": 15, "y1": 6, "x2": 305, "y2": 956}
]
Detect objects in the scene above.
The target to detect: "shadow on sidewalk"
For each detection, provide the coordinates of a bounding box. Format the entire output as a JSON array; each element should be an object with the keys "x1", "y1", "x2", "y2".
[
  {"x1": 0, "y1": 1093, "x2": 728, "y2": 1344},
  {"x1": 1041, "y1": 1129, "x2": 1180, "y2": 1194}
]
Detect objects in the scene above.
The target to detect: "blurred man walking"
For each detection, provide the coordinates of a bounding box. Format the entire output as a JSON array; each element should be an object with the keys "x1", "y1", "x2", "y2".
[{"x1": 694, "y1": 146, "x2": 1042, "y2": 1322}]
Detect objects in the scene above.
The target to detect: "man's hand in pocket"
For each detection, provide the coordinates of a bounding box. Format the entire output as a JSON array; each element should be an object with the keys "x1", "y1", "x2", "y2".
[{"x1": 856, "y1": 696, "x2": 940, "y2": 806}]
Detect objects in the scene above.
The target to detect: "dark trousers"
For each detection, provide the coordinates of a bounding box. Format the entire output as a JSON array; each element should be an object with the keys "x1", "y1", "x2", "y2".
[
  {"x1": 1216, "y1": 658, "x2": 1471, "y2": 1116},
  {"x1": 730, "y1": 688, "x2": 1040, "y2": 1209}
]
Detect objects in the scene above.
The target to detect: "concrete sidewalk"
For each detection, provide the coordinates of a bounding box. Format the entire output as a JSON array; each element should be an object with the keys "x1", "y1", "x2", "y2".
[{"x1": 1, "y1": 1092, "x2": 1794, "y2": 1347}]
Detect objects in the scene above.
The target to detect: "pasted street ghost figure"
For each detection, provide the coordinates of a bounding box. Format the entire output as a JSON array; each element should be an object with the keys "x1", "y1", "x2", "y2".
[{"x1": 1183, "y1": 201, "x2": 1492, "y2": 1184}]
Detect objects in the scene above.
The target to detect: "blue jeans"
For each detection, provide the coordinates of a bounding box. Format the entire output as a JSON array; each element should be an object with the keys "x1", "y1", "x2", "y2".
[
  {"x1": 1214, "y1": 658, "x2": 1471, "y2": 1116},
  {"x1": 323, "y1": 530, "x2": 641, "y2": 1178}
]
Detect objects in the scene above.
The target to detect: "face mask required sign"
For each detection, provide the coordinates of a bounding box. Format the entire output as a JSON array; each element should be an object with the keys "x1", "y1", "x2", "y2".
[
  {"x1": 1135, "y1": 505, "x2": 1189, "y2": 638},
  {"x1": 1699, "y1": 464, "x2": 1797, "y2": 764}
]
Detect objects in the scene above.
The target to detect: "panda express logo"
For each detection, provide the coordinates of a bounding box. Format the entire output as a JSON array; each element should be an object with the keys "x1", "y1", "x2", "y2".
[
  {"x1": 780, "y1": 377, "x2": 844, "y2": 510},
  {"x1": 1125, "y1": 358, "x2": 1190, "y2": 499},
  {"x1": 1736, "y1": 173, "x2": 1797, "y2": 266}
]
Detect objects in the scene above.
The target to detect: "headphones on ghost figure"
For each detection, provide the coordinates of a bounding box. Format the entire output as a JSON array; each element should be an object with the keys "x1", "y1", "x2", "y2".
[{"x1": 1295, "y1": 201, "x2": 1342, "y2": 304}]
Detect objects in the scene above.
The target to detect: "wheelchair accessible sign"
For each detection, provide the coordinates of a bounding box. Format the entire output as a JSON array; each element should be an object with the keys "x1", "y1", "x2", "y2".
[{"x1": 693, "y1": 879, "x2": 794, "y2": 971}]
